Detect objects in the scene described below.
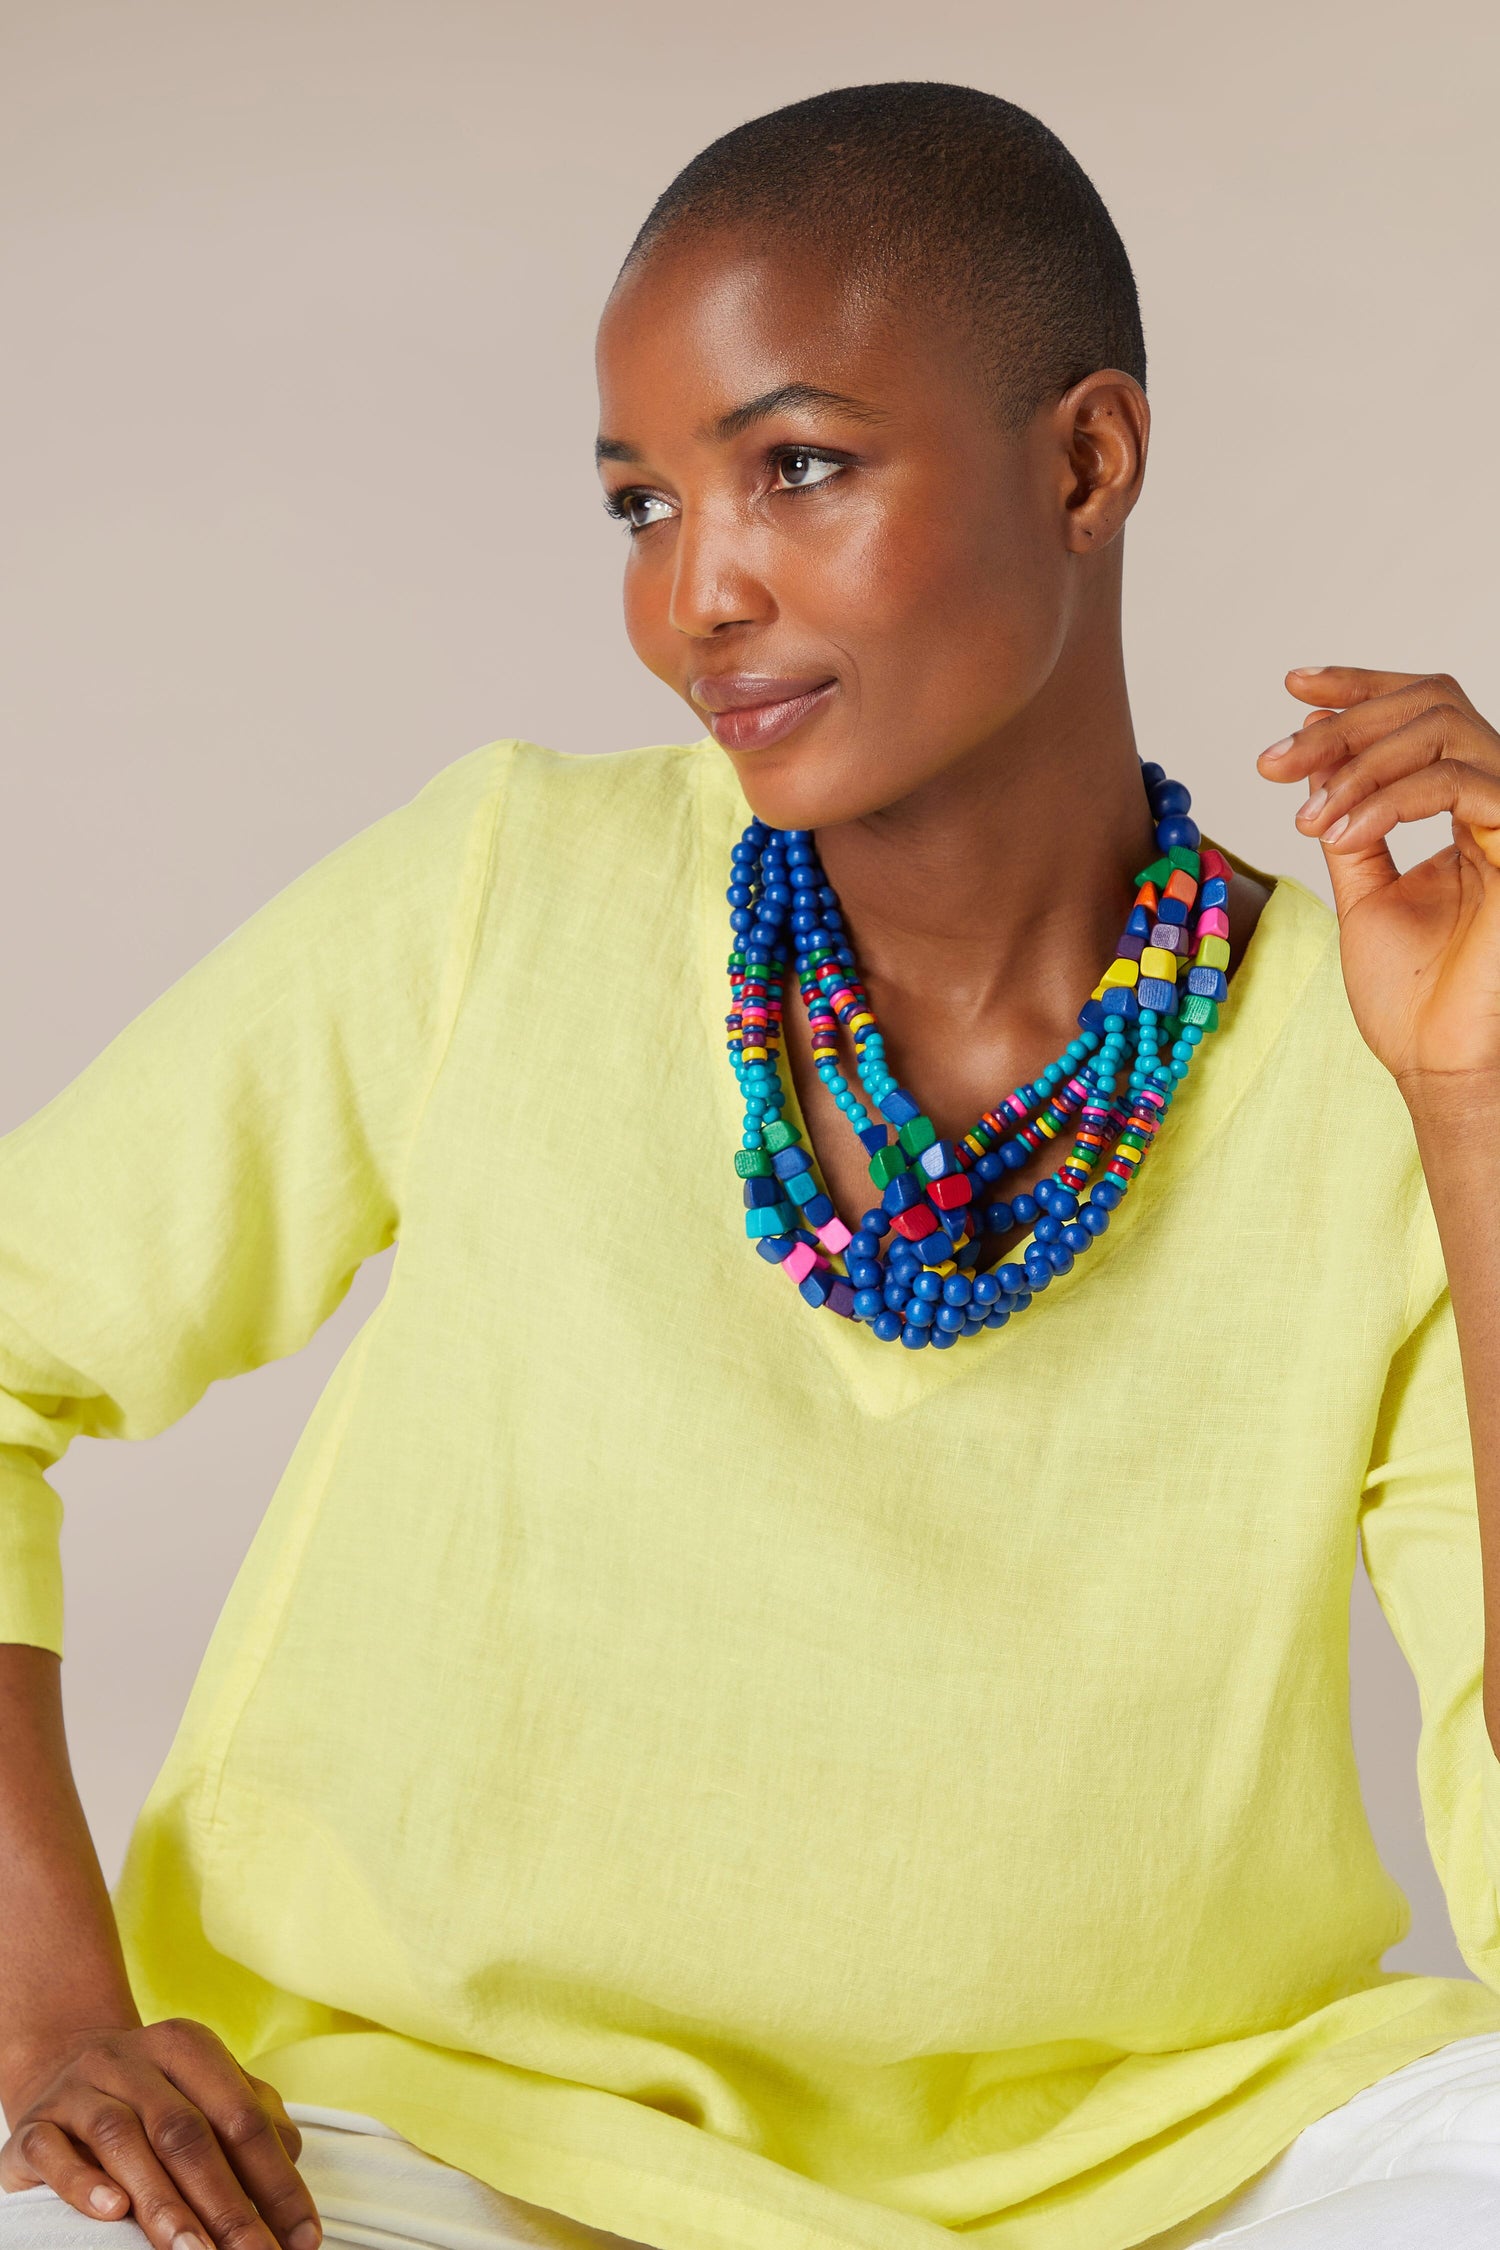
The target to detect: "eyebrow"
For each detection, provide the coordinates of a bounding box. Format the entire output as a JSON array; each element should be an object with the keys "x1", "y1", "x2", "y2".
[{"x1": 594, "y1": 381, "x2": 885, "y2": 463}]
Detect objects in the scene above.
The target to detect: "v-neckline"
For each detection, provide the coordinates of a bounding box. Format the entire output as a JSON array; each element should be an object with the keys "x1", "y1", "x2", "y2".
[{"x1": 691, "y1": 739, "x2": 1336, "y2": 1421}]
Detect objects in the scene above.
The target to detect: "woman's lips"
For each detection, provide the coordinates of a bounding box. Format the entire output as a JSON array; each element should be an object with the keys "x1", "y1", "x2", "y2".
[{"x1": 696, "y1": 678, "x2": 837, "y2": 751}]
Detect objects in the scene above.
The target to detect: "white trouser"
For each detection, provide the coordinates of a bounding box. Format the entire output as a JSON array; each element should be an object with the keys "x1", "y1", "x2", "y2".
[{"x1": 4, "y1": 2033, "x2": 1500, "y2": 2250}]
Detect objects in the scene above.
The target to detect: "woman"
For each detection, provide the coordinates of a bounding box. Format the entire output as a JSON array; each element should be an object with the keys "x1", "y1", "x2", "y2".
[{"x1": 3, "y1": 78, "x2": 1500, "y2": 2250}]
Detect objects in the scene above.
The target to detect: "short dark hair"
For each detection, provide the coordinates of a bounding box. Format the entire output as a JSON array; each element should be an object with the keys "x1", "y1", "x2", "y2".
[{"x1": 620, "y1": 81, "x2": 1146, "y2": 431}]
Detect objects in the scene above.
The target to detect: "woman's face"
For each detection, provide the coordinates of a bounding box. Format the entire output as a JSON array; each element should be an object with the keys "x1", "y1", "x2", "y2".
[{"x1": 594, "y1": 228, "x2": 1141, "y2": 832}]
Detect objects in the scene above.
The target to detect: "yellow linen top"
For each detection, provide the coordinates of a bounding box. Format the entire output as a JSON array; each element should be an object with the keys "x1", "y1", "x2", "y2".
[{"x1": 4, "y1": 736, "x2": 1500, "y2": 2250}]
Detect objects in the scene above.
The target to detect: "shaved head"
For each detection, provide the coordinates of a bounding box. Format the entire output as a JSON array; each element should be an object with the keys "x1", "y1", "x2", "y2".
[{"x1": 618, "y1": 81, "x2": 1146, "y2": 433}]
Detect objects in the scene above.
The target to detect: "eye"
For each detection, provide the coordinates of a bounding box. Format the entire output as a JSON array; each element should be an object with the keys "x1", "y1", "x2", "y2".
[
  {"x1": 602, "y1": 488, "x2": 675, "y2": 534},
  {"x1": 772, "y1": 448, "x2": 844, "y2": 492}
]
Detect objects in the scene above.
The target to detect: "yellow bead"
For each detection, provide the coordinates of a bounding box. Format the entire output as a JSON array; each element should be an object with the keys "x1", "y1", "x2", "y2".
[
  {"x1": 1101, "y1": 957, "x2": 1140, "y2": 988},
  {"x1": 1140, "y1": 946, "x2": 1179, "y2": 981},
  {"x1": 1195, "y1": 934, "x2": 1230, "y2": 970}
]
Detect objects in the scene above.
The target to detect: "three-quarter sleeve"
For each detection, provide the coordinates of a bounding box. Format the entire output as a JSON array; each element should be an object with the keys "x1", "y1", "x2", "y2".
[
  {"x1": 1359, "y1": 1184, "x2": 1500, "y2": 1987},
  {"x1": 0, "y1": 744, "x2": 505, "y2": 1655}
]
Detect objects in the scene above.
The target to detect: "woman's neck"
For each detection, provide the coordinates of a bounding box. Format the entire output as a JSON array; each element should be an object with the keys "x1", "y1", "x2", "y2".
[{"x1": 812, "y1": 651, "x2": 1152, "y2": 1056}]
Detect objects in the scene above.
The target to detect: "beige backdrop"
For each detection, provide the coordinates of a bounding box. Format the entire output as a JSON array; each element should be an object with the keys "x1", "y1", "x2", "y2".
[{"x1": 3, "y1": 0, "x2": 1497, "y2": 1979}]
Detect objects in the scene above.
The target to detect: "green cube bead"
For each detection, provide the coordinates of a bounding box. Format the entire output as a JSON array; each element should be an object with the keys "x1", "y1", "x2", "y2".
[
  {"x1": 897, "y1": 1114, "x2": 938, "y2": 1157},
  {"x1": 1181, "y1": 994, "x2": 1220, "y2": 1029},
  {"x1": 1167, "y1": 846, "x2": 1201, "y2": 875},
  {"x1": 869, "y1": 1144, "x2": 909, "y2": 1187},
  {"x1": 1133, "y1": 854, "x2": 1176, "y2": 888},
  {"x1": 734, "y1": 1149, "x2": 772, "y2": 1178},
  {"x1": 762, "y1": 1119, "x2": 802, "y2": 1153}
]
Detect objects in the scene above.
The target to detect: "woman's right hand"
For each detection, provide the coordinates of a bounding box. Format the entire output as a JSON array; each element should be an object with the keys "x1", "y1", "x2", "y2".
[{"x1": 0, "y1": 2019, "x2": 321, "y2": 2250}]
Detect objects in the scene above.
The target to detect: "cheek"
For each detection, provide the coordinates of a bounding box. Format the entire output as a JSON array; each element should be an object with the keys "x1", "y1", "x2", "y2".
[
  {"x1": 806, "y1": 488, "x2": 1063, "y2": 727},
  {"x1": 619, "y1": 555, "x2": 674, "y2": 681}
]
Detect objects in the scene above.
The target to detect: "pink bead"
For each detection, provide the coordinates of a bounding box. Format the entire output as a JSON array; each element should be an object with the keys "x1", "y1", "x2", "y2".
[
  {"x1": 815, "y1": 1216, "x2": 852, "y2": 1253},
  {"x1": 1201, "y1": 848, "x2": 1231, "y2": 881},
  {"x1": 1197, "y1": 906, "x2": 1230, "y2": 938},
  {"x1": 783, "y1": 1242, "x2": 817, "y2": 1284}
]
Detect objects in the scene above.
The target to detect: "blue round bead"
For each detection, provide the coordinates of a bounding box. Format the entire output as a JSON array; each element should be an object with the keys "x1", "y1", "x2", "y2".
[
  {"x1": 985, "y1": 1306, "x2": 1012, "y2": 1328},
  {"x1": 859, "y1": 1209, "x2": 889, "y2": 1238},
  {"x1": 996, "y1": 1263, "x2": 1027, "y2": 1293},
  {"x1": 853, "y1": 1288, "x2": 884, "y2": 1319},
  {"x1": 1011, "y1": 1193, "x2": 1038, "y2": 1227},
  {"x1": 1034, "y1": 1214, "x2": 1061, "y2": 1244},
  {"x1": 1048, "y1": 1244, "x2": 1074, "y2": 1275},
  {"x1": 1081, "y1": 1203, "x2": 1109, "y2": 1236},
  {"x1": 1150, "y1": 778, "x2": 1191, "y2": 819},
  {"x1": 1061, "y1": 1221, "x2": 1091, "y2": 1253},
  {"x1": 907, "y1": 1298, "x2": 935, "y2": 1327},
  {"x1": 972, "y1": 1273, "x2": 1001, "y2": 1306},
  {"x1": 882, "y1": 1281, "x2": 910, "y2": 1310},
  {"x1": 900, "y1": 1322, "x2": 929, "y2": 1349},
  {"x1": 974, "y1": 1151, "x2": 1007, "y2": 1183},
  {"x1": 1156, "y1": 814, "x2": 1200, "y2": 852},
  {"x1": 872, "y1": 1311, "x2": 902, "y2": 1342},
  {"x1": 942, "y1": 1274, "x2": 972, "y2": 1306},
  {"x1": 848, "y1": 1230, "x2": 880, "y2": 1261},
  {"x1": 910, "y1": 1271, "x2": 942, "y2": 1302},
  {"x1": 935, "y1": 1302, "x2": 965, "y2": 1332}
]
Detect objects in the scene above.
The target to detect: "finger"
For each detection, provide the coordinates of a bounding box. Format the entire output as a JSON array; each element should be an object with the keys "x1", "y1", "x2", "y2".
[
  {"x1": 1474, "y1": 823, "x2": 1500, "y2": 870},
  {"x1": 242, "y1": 2076, "x2": 302, "y2": 2166},
  {"x1": 1292, "y1": 707, "x2": 1478, "y2": 841},
  {"x1": 148, "y1": 2035, "x2": 318, "y2": 2250},
  {"x1": 1284, "y1": 664, "x2": 1476, "y2": 713},
  {"x1": 132, "y1": 2084, "x2": 289, "y2": 2250},
  {"x1": 1260, "y1": 676, "x2": 1490, "y2": 781},
  {"x1": 0, "y1": 2118, "x2": 132, "y2": 2217},
  {"x1": 52, "y1": 2089, "x2": 217, "y2": 2250},
  {"x1": 1319, "y1": 760, "x2": 1500, "y2": 863}
]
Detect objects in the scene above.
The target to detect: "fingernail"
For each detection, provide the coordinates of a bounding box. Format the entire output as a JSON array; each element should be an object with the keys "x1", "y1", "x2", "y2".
[
  {"x1": 1260, "y1": 735, "x2": 1295, "y2": 760},
  {"x1": 1298, "y1": 786, "x2": 1328, "y2": 823},
  {"x1": 172, "y1": 2232, "x2": 210, "y2": 2250},
  {"x1": 1323, "y1": 813, "x2": 1350, "y2": 845},
  {"x1": 1288, "y1": 666, "x2": 1324, "y2": 678},
  {"x1": 89, "y1": 2187, "x2": 126, "y2": 2214},
  {"x1": 289, "y1": 2226, "x2": 321, "y2": 2250}
]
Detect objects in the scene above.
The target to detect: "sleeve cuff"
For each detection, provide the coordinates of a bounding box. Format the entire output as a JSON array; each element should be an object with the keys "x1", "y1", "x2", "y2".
[{"x1": 0, "y1": 1460, "x2": 64, "y2": 1654}]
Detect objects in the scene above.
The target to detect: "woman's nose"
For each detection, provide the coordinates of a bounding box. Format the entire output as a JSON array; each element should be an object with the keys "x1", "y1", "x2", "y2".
[{"x1": 667, "y1": 508, "x2": 773, "y2": 639}]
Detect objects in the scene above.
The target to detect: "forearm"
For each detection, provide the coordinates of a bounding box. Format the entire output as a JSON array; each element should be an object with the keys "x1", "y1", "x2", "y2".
[
  {"x1": 0, "y1": 1644, "x2": 139, "y2": 2122},
  {"x1": 1402, "y1": 1070, "x2": 1500, "y2": 1754}
]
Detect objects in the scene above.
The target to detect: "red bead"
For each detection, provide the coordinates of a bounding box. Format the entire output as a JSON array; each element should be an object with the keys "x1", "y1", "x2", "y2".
[
  {"x1": 928, "y1": 1174, "x2": 972, "y2": 1210},
  {"x1": 890, "y1": 1205, "x2": 939, "y2": 1241}
]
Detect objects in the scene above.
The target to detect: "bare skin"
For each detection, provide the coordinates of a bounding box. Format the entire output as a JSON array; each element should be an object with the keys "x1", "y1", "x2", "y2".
[
  {"x1": 595, "y1": 227, "x2": 1270, "y2": 1234},
  {"x1": 0, "y1": 1647, "x2": 321, "y2": 2250}
]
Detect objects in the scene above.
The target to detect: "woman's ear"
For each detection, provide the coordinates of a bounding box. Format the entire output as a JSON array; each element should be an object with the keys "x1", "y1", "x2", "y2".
[{"x1": 1052, "y1": 370, "x2": 1150, "y2": 554}]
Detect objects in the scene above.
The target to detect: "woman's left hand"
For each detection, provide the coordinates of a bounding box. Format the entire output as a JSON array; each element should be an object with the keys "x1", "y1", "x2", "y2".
[{"x1": 1257, "y1": 665, "x2": 1500, "y2": 1095}]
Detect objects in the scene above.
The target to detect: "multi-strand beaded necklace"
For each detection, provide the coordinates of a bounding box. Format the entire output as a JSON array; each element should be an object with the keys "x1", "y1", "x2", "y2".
[{"x1": 726, "y1": 760, "x2": 1231, "y2": 1350}]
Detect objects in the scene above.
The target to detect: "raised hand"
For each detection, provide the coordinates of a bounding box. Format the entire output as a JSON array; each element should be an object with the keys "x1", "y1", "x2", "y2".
[{"x1": 1257, "y1": 665, "x2": 1500, "y2": 1090}]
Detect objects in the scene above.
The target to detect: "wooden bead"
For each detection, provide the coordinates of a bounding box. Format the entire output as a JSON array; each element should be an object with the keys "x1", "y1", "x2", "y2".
[
  {"x1": 928, "y1": 1174, "x2": 973, "y2": 1210},
  {"x1": 890, "y1": 1204, "x2": 939, "y2": 1241},
  {"x1": 869, "y1": 1144, "x2": 909, "y2": 1187},
  {"x1": 1195, "y1": 934, "x2": 1230, "y2": 969},
  {"x1": 1139, "y1": 946, "x2": 1179, "y2": 981}
]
